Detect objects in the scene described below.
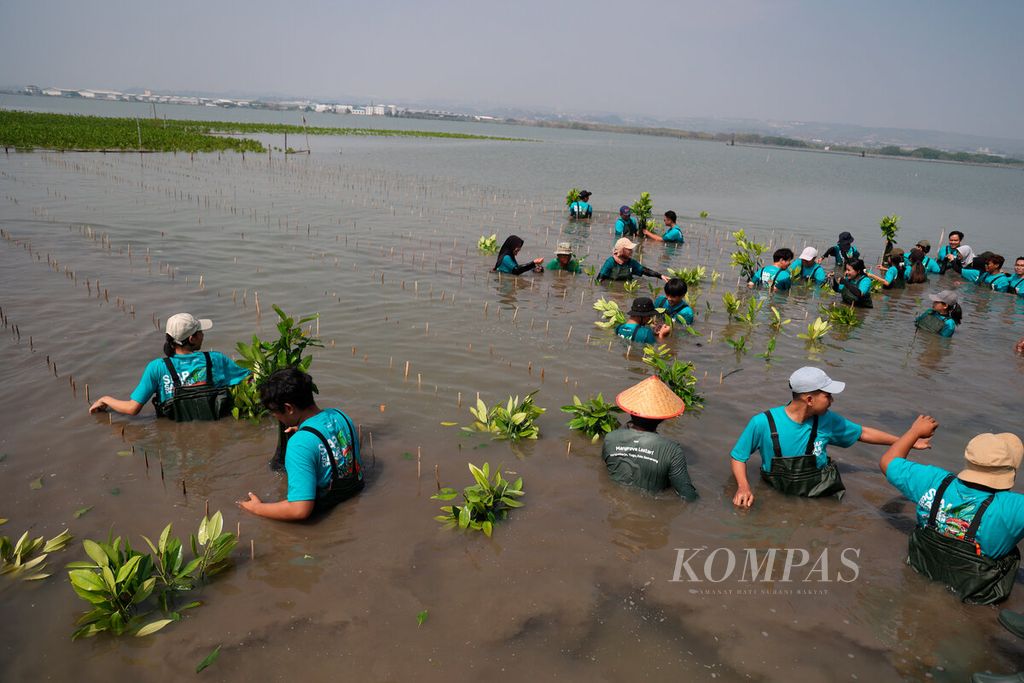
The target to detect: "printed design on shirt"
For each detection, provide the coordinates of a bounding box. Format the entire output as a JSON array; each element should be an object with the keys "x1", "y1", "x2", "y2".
[
  {"x1": 812, "y1": 438, "x2": 828, "y2": 458},
  {"x1": 917, "y1": 487, "x2": 980, "y2": 541},
  {"x1": 759, "y1": 270, "x2": 776, "y2": 286},
  {"x1": 608, "y1": 443, "x2": 659, "y2": 465},
  {"x1": 161, "y1": 366, "x2": 209, "y2": 397},
  {"x1": 314, "y1": 425, "x2": 355, "y2": 480}
]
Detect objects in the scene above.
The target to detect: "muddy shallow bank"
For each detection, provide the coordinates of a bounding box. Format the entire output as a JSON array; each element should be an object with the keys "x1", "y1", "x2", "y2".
[{"x1": 1, "y1": 141, "x2": 1022, "y2": 681}]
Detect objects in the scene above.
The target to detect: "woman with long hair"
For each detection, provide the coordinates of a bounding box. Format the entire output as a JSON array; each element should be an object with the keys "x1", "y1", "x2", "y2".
[
  {"x1": 492, "y1": 235, "x2": 543, "y2": 275},
  {"x1": 830, "y1": 258, "x2": 873, "y2": 308}
]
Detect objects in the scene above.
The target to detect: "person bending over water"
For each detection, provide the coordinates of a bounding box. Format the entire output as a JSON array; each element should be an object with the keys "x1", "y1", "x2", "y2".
[
  {"x1": 602, "y1": 376, "x2": 697, "y2": 501},
  {"x1": 830, "y1": 258, "x2": 873, "y2": 308},
  {"x1": 880, "y1": 415, "x2": 1024, "y2": 604},
  {"x1": 730, "y1": 366, "x2": 930, "y2": 507},
  {"x1": 749, "y1": 248, "x2": 794, "y2": 291},
  {"x1": 88, "y1": 313, "x2": 249, "y2": 421},
  {"x1": 596, "y1": 238, "x2": 669, "y2": 283},
  {"x1": 868, "y1": 247, "x2": 908, "y2": 290},
  {"x1": 616, "y1": 297, "x2": 670, "y2": 344},
  {"x1": 790, "y1": 247, "x2": 827, "y2": 284},
  {"x1": 493, "y1": 235, "x2": 543, "y2": 275},
  {"x1": 822, "y1": 231, "x2": 860, "y2": 271},
  {"x1": 915, "y1": 290, "x2": 962, "y2": 337},
  {"x1": 654, "y1": 278, "x2": 695, "y2": 326},
  {"x1": 238, "y1": 368, "x2": 363, "y2": 521},
  {"x1": 645, "y1": 211, "x2": 684, "y2": 243}
]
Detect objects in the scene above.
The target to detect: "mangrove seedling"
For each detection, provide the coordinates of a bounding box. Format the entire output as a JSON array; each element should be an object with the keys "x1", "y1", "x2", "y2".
[
  {"x1": 666, "y1": 265, "x2": 706, "y2": 288},
  {"x1": 642, "y1": 345, "x2": 704, "y2": 410},
  {"x1": 623, "y1": 279, "x2": 640, "y2": 294},
  {"x1": 583, "y1": 264, "x2": 597, "y2": 279},
  {"x1": 477, "y1": 234, "x2": 498, "y2": 255},
  {"x1": 191, "y1": 511, "x2": 237, "y2": 581},
  {"x1": 593, "y1": 297, "x2": 626, "y2": 329},
  {"x1": 726, "y1": 335, "x2": 748, "y2": 355},
  {"x1": 565, "y1": 188, "x2": 581, "y2": 206},
  {"x1": 699, "y1": 210, "x2": 709, "y2": 219},
  {"x1": 464, "y1": 392, "x2": 545, "y2": 442},
  {"x1": 432, "y1": 462, "x2": 525, "y2": 537},
  {"x1": 0, "y1": 527, "x2": 73, "y2": 581},
  {"x1": 722, "y1": 292, "x2": 742, "y2": 320},
  {"x1": 757, "y1": 336, "x2": 778, "y2": 361},
  {"x1": 880, "y1": 214, "x2": 901, "y2": 259},
  {"x1": 630, "y1": 192, "x2": 654, "y2": 228},
  {"x1": 736, "y1": 297, "x2": 763, "y2": 325},
  {"x1": 729, "y1": 229, "x2": 767, "y2": 281},
  {"x1": 769, "y1": 306, "x2": 791, "y2": 331},
  {"x1": 797, "y1": 317, "x2": 833, "y2": 342},
  {"x1": 819, "y1": 303, "x2": 862, "y2": 328},
  {"x1": 560, "y1": 393, "x2": 623, "y2": 442}
]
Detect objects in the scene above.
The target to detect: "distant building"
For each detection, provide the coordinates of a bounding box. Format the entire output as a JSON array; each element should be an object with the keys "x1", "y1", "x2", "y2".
[{"x1": 22, "y1": 85, "x2": 41, "y2": 95}]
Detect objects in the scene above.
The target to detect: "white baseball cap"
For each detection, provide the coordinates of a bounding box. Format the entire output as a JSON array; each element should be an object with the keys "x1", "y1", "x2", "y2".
[
  {"x1": 789, "y1": 366, "x2": 845, "y2": 394},
  {"x1": 614, "y1": 237, "x2": 637, "y2": 252},
  {"x1": 799, "y1": 246, "x2": 818, "y2": 261},
  {"x1": 166, "y1": 313, "x2": 213, "y2": 343}
]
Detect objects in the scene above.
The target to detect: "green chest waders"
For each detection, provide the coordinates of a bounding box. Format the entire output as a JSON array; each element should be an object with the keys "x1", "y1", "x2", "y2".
[
  {"x1": 759, "y1": 412, "x2": 846, "y2": 500},
  {"x1": 607, "y1": 261, "x2": 636, "y2": 281},
  {"x1": 299, "y1": 412, "x2": 364, "y2": 513},
  {"x1": 840, "y1": 275, "x2": 873, "y2": 309},
  {"x1": 906, "y1": 475, "x2": 1020, "y2": 605},
  {"x1": 915, "y1": 311, "x2": 949, "y2": 335},
  {"x1": 152, "y1": 352, "x2": 232, "y2": 422}
]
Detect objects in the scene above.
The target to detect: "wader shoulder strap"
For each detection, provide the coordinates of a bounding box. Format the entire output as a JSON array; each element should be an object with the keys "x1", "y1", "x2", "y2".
[
  {"x1": 162, "y1": 357, "x2": 182, "y2": 389},
  {"x1": 926, "y1": 475, "x2": 957, "y2": 528},
  {"x1": 630, "y1": 324, "x2": 641, "y2": 342},
  {"x1": 770, "y1": 268, "x2": 783, "y2": 288},
  {"x1": 988, "y1": 273, "x2": 1009, "y2": 290},
  {"x1": 763, "y1": 410, "x2": 818, "y2": 459},
  {"x1": 203, "y1": 352, "x2": 214, "y2": 383},
  {"x1": 299, "y1": 425, "x2": 342, "y2": 484},
  {"x1": 331, "y1": 409, "x2": 360, "y2": 462},
  {"x1": 965, "y1": 495, "x2": 996, "y2": 545}
]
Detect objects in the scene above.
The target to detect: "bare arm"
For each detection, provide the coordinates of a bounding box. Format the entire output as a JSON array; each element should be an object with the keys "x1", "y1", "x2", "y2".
[
  {"x1": 731, "y1": 459, "x2": 754, "y2": 508},
  {"x1": 643, "y1": 229, "x2": 664, "y2": 242},
  {"x1": 89, "y1": 397, "x2": 144, "y2": 415},
  {"x1": 860, "y1": 425, "x2": 931, "y2": 450},
  {"x1": 879, "y1": 416, "x2": 938, "y2": 475},
  {"x1": 237, "y1": 493, "x2": 314, "y2": 521}
]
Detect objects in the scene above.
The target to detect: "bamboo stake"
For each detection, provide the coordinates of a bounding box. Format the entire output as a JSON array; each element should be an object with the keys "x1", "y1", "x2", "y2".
[{"x1": 417, "y1": 446, "x2": 422, "y2": 479}]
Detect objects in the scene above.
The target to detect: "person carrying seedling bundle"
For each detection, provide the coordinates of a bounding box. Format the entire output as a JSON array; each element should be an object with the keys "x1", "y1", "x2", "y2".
[
  {"x1": 88, "y1": 313, "x2": 249, "y2": 421},
  {"x1": 614, "y1": 205, "x2": 641, "y2": 239},
  {"x1": 868, "y1": 247, "x2": 908, "y2": 290},
  {"x1": 914, "y1": 240, "x2": 943, "y2": 274},
  {"x1": 616, "y1": 297, "x2": 670, "y2": 344},
  {"x1": 654, "y1": 278, "x2": 695, "y2": 326},
  {"x1": 829, "y1": 258, "x2": 873, "y2": 308},
  {"x1": 238, "y1": 368, "x2": 363, "y2": 521},
  {"x1": 492, "y1": 235, "x2": 544, "y2": 275},
  {"x1": 915, "y1": 290, "x2": 962, "y2": 338},
  {"x1": 748, "y1": 248, "x2": 794, "y2": 291},
  {"x1": 822, "y1": 231, "x2": 860, "y2": 272},
  {"x1": 879, "y1": 415, "x2": 1024, "y2": 604},
  {"x1": 729, "y1": 366, "x2": 931, "y2": 507},
  {"x1": 961, "y1": 254, "x2": 1012, "y2": 292},
  {"x1": 569, "y1": 190, "x2": 593, "y2": 219},
  {"x1": 596, "y1": 238, "x2": 670, "y2": 283},
  {"x1": 546, "y1": 242, "x2": 581, "y2": 273},
  {"x1": 601, "y1": 376, "x2": 697, "y2": 500},
  {"x1": 645, "y1": 211, "x2": 684, "y2": 243},
  {"x1": 790, "y1": 247, "x2": 827, "y2": 285}
]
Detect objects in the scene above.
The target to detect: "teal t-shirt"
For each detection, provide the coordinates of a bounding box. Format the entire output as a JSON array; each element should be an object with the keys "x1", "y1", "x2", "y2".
[
  {"x1": 497, "y1": 254, "x2": 519, "y2": 274},
  {"x1": 569, "y1": 201, "x2": 592, "y2": 218},
  {"x1": 1009, "y1": 274, "x2": 1024, "y2": 296},
  {"x1": 915, "y1": 310, "x2": 957, "y2": 337},
  {"x1": 615, "y1": 216, "x2": 640, "y2": 237},
  {"x1": 286, "y1": 409, "x2": 362, "y2": 502},
  {"x1": 662, "y1": 226, "x2": 684, "y2": 243},
  {"x1": 751, "y1": 265, "x2": 792, "y2": 291},
  {"x1": 922, "y1": 256, "x2": 942, "y2": 274},
  {"x1": 653, "y1": 295, "x2": 694, "y2": 325},
  {"x1": 962, "y1": 269, "x2": 1011, "y2": 292},
  {"x1": 837, "y1": 274, "x2": 872, "y2": 297},
  {"x1": 886, "y1": 459, "x2": 1024, "y2": 559},
  {"x1": 790, "y1": 261, "x2": 827, "y2": 284},
  {"x1": 130, "y1": 351, "x2": 249, "y2": 404},
  {"x1": 730, "y1": 406, "x2": 863, "y2": 471},
  {"x1": 615, "y1": 322, "x2": 656, "y2": 345}
]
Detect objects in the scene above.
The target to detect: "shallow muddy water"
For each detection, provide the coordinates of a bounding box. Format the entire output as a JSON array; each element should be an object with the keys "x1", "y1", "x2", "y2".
[{"x1": 1, "y1": 114, "x2": 1023, "y2": 681}]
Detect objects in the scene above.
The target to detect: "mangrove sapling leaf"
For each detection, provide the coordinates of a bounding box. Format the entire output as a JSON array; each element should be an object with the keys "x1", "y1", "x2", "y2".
[
  {"x1": 1, "y1": 527, "x2": 72, "y2": 581},
  {"x1": 819, "y1": 303, "x2": 862, "y2": 328},
  {"x1": 769, "y1": 307, "x2": 791, "y2": 331},
  {"x1": 593, "y1": 298, "x2": 627, "y2": 329},
  {"x1": 560, "y1": 394, "x2": 622, "y2": 442},
  {"x1": 196, "y1": 645, "x2": 222, "y2": 673},
  {"x1": 700, "y1": 210, "x2": 709, "y2": 219},
  {"x1": 565, "y1": 188, "x2": 581, "y2": 206},
  {"x1": 880, "y1": 214, "x2": 900, "y2": 245},
  {"x1": 135, "y1": 619, "x2": 174, "y2": 637},
  {"x1": 583, "y1": 265, "x2": 597, "y2": 279},
  {"x1": 434, "y1": 463, "x2": 525, "y2": 536},
  {"x1": 666, "y1": 266, "x2": 706, "y2": 288},
  {"x1": 630, "y1": 192, "x2": 654, "y2": 227},
  {"x1": 797, "y1": 317, "x2": 833, "y2": 342},
  {"x1": 29, "y1": 477, "x2": 42, "y2": 490},
  {"x1": 477, "y1": 234, "x2": 498, "y2": 255},
  {"x1": 756, "y1": 336, "x2": 778, "y2": 361},
  {"x1": 73, "y1": 506, "x2": 93, "y2": 519},
  {"x1": 736, "y1": 297, "x2": 763, "y2": 325},
  {"x1": 641, "y1": 346, "x2": 704, "y2": 410},
  {"x1": 725, "y1": 335, "x2": 748, "y2": 354},
  {"x1": 729, "y1": 229, "x2": 767, "y2": 281},
  {"x1": 722, "y1": 292, "x2": 741, "y2": 320},
  {"x1": 623, "y1": 279, "x2": 640, "y2": 294}
]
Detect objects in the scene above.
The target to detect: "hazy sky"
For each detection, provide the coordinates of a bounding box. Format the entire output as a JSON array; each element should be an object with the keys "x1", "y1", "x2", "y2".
[{"x1": 2, "y1": 0, "x2": 1022, "y2": 139}]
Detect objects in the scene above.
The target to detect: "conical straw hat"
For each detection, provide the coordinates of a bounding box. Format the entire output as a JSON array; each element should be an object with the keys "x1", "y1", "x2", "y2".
[{"x1": 615, "y1": 376, "x2": 685, "y2": 419}]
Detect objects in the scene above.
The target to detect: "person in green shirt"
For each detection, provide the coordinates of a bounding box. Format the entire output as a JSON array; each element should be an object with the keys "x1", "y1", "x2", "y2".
[
  {"x1": 601, "y1": 376, "x2": 697, "y2": 500},
  {"x1": 546, "y1": 242, "x2": 581, "y2": 273}
]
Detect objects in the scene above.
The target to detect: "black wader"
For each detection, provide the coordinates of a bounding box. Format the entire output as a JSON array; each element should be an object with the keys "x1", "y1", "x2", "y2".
[
  {"x1": 152, "y1": 352, "x2": 233, "y2": 422},
  {"x1": 759, "y1": 411, "x2": 846, "y2": 500},
  {"x1": 298, "y1": 412, "x2": 364, "y2": 513},
  {"x1": 906, "y1": 475, "x2": 1019, "y2": 604}
]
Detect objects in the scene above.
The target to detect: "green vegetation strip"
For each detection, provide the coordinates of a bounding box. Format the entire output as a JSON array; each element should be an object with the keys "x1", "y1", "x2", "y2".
[{"x1": 0, "y1": 110, "x2": 529, "y2": 153}]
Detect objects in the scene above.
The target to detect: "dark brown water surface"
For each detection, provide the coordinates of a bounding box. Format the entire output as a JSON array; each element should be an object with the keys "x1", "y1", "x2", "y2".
[{"x1": 1, "y1": 147, "x2": 1022, "y2": 682}]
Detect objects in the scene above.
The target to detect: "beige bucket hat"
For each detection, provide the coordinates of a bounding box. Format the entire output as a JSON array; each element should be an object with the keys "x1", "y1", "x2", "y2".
[{"x1": 959, "y1": 433, "x2": 1024, "y2": 490}]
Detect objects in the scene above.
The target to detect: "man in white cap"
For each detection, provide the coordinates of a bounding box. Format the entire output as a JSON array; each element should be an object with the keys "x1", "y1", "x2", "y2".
[
  {"x1": 730, "y1": 366, "x2": 931, "y2": 507},
  {"x1": 89, "y1": 312, "x2": 249, "y2": 420},
  {"x1": 596, "y1": 238, "x2": 669, "y2": 283},
  {"x1": 602, "y1": 376, "x2": 697, "y2": 500},
  {"x1": 880, "y1": 415, "x2": 1024, "y2": 604},
  {"x1": 790, "y1": 246, "x2": 827, "y2": 284}
]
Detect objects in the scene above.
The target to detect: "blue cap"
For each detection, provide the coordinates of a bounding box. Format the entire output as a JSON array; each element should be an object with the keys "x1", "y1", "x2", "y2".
[{"x1": 619, "y1": 205, "x2": 631, "y2": 215}]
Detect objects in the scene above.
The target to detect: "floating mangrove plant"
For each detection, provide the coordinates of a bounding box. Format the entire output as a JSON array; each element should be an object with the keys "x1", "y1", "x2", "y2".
[
  {"x1": 464, "y1": 392, "x2": 545, "y2": 441},
  {"x1": 820, "y1": 303, "x2": 862, "y2": 328},
  {"x1": 729, "y1": 229, "x2": 767, "y2": 281},
  {"x1": 797, "y1": 317, "x2": 833, "y2": 342},
  {"x1": 623, "y1": 279, "x2": 640, "y2": 294},
  {"x1": 432, "y1": 462, "x2": 525, "y2": 537},
  {"x1": 477, "y1": 233, "x2": 498, "y2": 255},
  {"x1": 641, "y1": 345, "x2": 704, "y2": 410},
  {"x1": 561, "y1": 393, "x2": 623, "y2": 442},
  {"x1": 666, "y1": 265, "x2": 706, "y2": 288},
  {"x1": 66, "y1": 511, "x2": 237, "y2": 640},
  {"x1": 1, "y1": 527, "x2": 73, "y2": 581}
]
